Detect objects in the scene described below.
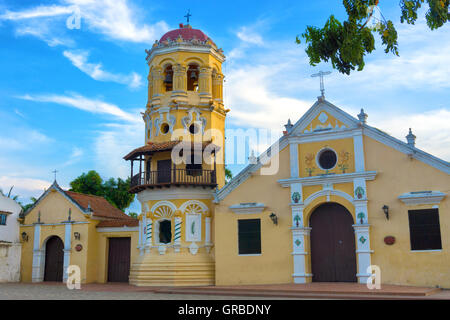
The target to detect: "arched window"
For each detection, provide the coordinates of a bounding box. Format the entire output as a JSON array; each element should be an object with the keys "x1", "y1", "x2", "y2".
[
  {"x1": 163, "y1": 65, "x2": 173, "y2": 92},
  {"x1": 187, "y1": 64, "x2": 199, "y2": 91}
]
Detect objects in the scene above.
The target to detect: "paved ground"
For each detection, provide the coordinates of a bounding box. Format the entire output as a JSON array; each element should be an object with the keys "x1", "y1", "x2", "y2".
[
  {"x1": 0, "y1": 283, "x2": 287, "y2": 300},
  {"x1": 1, "y1": 282, "x2": 448, "y2": 300}
]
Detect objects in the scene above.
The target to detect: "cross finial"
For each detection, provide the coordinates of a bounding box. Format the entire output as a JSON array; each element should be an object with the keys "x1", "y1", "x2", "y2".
[
  {"x1": 311, "y1": 71, "x2": 332, "y2": 98},
  {"x1": 184, "y1": 9, "x2": 192, "y2": 25},
  {"x1": 52, "y1": 169, "x2": 58, "y2": 181}
]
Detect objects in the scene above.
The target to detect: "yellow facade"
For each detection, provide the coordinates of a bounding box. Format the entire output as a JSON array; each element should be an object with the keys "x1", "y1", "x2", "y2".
[{"x1": 20, "y1": 184, "x2": 139, "y2": 284}]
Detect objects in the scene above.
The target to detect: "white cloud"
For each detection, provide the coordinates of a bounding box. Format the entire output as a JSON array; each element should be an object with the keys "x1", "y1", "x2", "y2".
[
  {"x1": 62, "y1": 147, "x2": 84, "y2": 167},
  {"x1": 236, "y1": 26, "x2": 264, "y2": 46},
  {"x1": 18, "y1": 93, "x2": 140, "y2": 123},
  {"x1": 93, "y1": 122, "x2": 143, "y2": 178},
  {"x1": 370, "y1": 109, "x2": 450, "y2": 161},
  {"x1": 63, "y1": 50, "x2": 143, "y2": 88},
  {"x1": 0, "y1": 0, "x2": 169, "y2": 44}
]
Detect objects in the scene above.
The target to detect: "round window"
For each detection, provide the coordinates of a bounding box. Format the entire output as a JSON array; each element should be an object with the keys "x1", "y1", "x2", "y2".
[
  {"x1": 160, "y1": 123, "x2": 170, "y2": 134},
  {"x1": 189, "y1": 123, "x2": 199, "y2": 134},
  {"x1": 317, "y1": 149, "x2": 337, "y2": 170}
]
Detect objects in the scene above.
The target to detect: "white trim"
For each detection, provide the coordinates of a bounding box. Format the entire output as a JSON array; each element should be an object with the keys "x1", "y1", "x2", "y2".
[
  {"x1": 137, "y1": 188, "x2": 213, "y2": 202},
  {"x1": 353, "y1": 130, "x2": 365, "y2": 172},
  {"x1": 238, "y1": 254, "x2": 262, "y2": 257},
  {"x1": 229, "y1": 203, "x2": 266, "y2": 214},
  {"x1": 147, "y1": 44, "x2": 226, "y2": 65},
  {"x1": 21, "y1": 222, "x2": 89, "y2": 227},
  {"x1": 289, "y1": 143, "x2": 299, "y2": 178},
  {"x1": 279, "y1": 171, "x2": 377, "y2": 187},
  {"x1": 150, "y1": 200, "x2": 178, "y2": 213},
  {"x1": 96, "y1": 227, "x2": 139, "y2": 233},
  {"x1": 398, "y1": 191, "x2": 446, "y2": 205},
  {"x1": 315, "y1": 147, "x2": 338, "y2": 171},
  {"x1": 410, "y1": 249, "x2": 443, "y2": 253},
  {"x1": 179, "y1": 200, "x2": 209, "y2": 214}
]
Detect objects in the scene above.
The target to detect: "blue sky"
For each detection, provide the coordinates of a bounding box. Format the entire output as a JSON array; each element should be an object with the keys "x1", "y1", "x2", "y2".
[{"x1": 0, "y1": 0, "x2": 449, "y2": 213}]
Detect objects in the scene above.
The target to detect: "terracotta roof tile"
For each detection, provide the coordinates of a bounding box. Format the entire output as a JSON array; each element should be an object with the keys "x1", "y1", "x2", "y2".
[
  {"x1": 65, "y1": 191, "x2": 130, "y2": 220},
  {"x1": 96, "y1": 219, "x2": 139, "y2": 228},
  {"x1": 123, "y1": 140, "x2": 218, "y2": 160}
]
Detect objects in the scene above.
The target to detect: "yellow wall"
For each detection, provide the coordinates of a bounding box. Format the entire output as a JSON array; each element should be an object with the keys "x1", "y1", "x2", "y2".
[
  {"x1": 20, "y1": 189, "x2": 139, "y2": 284},
  {"x1": 298, "y1": 138, "x2": 355, "y2": 177},
  {"x1": 214, "y1": 146, "x2": 292, "y2": 285},
  {"x1": 364, "y1": 136, "x2": 450, "y2": 287}
]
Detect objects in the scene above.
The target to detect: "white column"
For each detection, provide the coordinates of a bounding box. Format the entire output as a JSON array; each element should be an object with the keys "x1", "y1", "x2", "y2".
[
  {"x1": 289, "y1": 143, "x2": 299, "y2": 178},
  {"x1": 63, "y1": 223, "x2": 72, "y2": 282},
  {"x1": 32, "y1": 224, "x2": 43, "y2": 282},
  {"x1": 353, "y1": 131, "x2": 365, "y2": 172},
  {"x1": 204, "y1": 217, "x2": 212, "y2": 253},
  {"x1": 292, "y1": 226, "x2": 311, "y2": 284},
  {"x1": 353, "y1": 224, "x2": 373, "y2": 284},
  {"x1": 138, "y1": 218, "x2": 144, "y2": 255},
  {"x1": 145, "y1": 218, "x2": 152, "y2": 253},
  {"x1": 174, "y1": 217, "x2": 182, "y2": 253}
]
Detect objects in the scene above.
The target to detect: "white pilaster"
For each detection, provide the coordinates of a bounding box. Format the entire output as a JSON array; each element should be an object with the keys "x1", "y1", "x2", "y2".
[
  {"x1": 63, "y1": 223, "x2": 72, "y2": 282},
  {"x1": 292, "y1": 227, "x2": 311, "y2": 283},
  {"x1": 204, "y1": 217, "x2": 212, "y2": 253},
  {"x1": 289, "y1": 143, "x2": 299, "y2": 178},
  {"x1": 353, "y1": 131, "x2": 365, "y2": 172},
  {"x1": 32, "y1": 224, "x2": 43, "y2": 282},
  {"x1": 353, "y1": 224, "x2": 373, "y2": 284}
]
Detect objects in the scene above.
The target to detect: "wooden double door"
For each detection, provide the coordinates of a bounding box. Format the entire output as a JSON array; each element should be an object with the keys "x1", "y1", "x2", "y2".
[
  {"x1": 44, "y1": 236, "x2": 64, "y2": 282},
  {"x1": 310, "y1": 203, "x2": 357, "y2": 282},
  {"x1": 107, "y1": 237, "x2": 131, "y2": 283}
]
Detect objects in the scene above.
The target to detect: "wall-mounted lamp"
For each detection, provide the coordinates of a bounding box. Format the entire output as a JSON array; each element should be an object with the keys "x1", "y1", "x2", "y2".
[
  {"x1": 269, "y1": 213, "x2": 278, "y2": 225},
  {"x1": 21, "y1": 232, "x2": 28, "y2": 242},
  {"x1": 74, "y1": 232, "x2": 81, "y2": 240},
  {"x1": 382, "y1": 205, "x2": 389, "y2": 220}
]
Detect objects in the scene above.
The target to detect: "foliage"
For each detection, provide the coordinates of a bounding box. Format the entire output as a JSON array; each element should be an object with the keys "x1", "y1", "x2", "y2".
[
  {"x1": 69, "y1": 170, "x2": 135, "y2": 211},
  {"x1": 297, "y1": 0, "x2": 449, "y2": 75},
  {"x1": 225, "y1": 168, "x2": 233, "y2": 184},
  {"x1": 128, "y1": 212, "x2": 138, "y2": 219}
]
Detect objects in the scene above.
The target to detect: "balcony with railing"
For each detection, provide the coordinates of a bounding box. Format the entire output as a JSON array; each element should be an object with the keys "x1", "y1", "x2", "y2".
[{"x1": 129, "y1": 169, "x2": 217, "y2": 193}]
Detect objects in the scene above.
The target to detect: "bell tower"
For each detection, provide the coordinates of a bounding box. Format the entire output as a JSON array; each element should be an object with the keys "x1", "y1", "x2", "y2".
[{"x1": 124, "y1": 23, "x2": 227, "y2": 286}]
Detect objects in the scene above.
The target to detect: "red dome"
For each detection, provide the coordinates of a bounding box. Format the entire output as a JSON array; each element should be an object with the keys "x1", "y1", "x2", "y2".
[{"x1": 160, "y1": 25, "x2": 210, "y2": 43}]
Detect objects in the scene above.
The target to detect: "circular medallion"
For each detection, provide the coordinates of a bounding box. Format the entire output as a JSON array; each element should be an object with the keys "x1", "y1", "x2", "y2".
[{"x1": 384, "y1": 236, "x2": 395, "y2": 245}]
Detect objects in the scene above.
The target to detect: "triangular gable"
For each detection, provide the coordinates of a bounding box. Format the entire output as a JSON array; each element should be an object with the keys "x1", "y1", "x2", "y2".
[
  {"x1": 23, "y1": 181, "x2": 89, "y2": 218},
  {"x1": 289, "y1": 98, "x2": 359, "y2": 136},
  {"x1": 216, "y1": 98, "x2": 449, "y2": 202}
]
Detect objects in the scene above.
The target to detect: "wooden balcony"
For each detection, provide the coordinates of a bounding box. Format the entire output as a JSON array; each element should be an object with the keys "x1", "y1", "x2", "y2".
[{"x1": 129, "y1": 169, "x2": 217, "y2": 193}]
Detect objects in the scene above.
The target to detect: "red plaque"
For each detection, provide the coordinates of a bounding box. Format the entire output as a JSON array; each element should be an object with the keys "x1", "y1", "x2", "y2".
[
  {"x1": 384, "y1": 236, "x2": 395, "y2": 245},
  {"x1": 75, "y1": 244, "x2": 83, "y2": 252}
]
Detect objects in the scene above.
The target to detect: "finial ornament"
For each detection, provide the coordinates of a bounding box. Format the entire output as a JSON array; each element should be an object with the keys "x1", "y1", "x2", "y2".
[
  {"x1": 358, "y1": 108, "x2": 368, "y2": 124},
  {"x1": 184, "y1": 9, "x2": 192, "y2": 26},
  {"x1": 249, "y1": 150, "x2": 257, "y2": 164},
  {"x1": 284, "y1": 119, "x2": 293, "y2": 132},
  {"x1": 406, "y1": 128, "x2": 416, "y2": 147},
  {"x1": 311, "y1": 71, "x2": 331, "y2": 98},
  {"x1": 52, "y1": 169, "x2": 58, "y2": 181}
]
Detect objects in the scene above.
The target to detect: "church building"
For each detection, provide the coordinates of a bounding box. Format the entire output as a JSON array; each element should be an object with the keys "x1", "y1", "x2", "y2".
[
  {"x1": 19, "y1": 23, "x2": 450, "y2": 289},
  {"x1": 126, "y1": 23, "x2": 449, "y2": 288}
]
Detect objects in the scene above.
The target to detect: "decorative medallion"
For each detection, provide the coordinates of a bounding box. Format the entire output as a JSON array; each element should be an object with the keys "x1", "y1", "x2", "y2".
[
  {"x1": 354, "y1": 187, "x2": 365, "y2": 199},
  {"x1": 75, "y1": 244, "x2": 83, "y2": 252},
  {"x1": 293, "y1": 215, "x2": 301, "y2": 227},
  {"x1": 357, "y1": 212, "x2": 365, "y2": 224},
  {"x1": 292, "y1": 192, "x2": 301, "y2": 203},
  {"x1": 295, "y1": 239, "x2": 301, "y2": 247},
  {"x1": 359, "y1": 236, "x2": 366, "y2": 244},
  {"x1": 384, "y1": 236, "x2": 396, "y2": 245},
  {"x1": 318, "y1": 112, "x2": 328, "y2": 124}
]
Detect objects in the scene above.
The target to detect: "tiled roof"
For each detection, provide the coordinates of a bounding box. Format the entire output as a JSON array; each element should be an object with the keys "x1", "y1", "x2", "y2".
[
  {"x1": 0, "y1": 210, "x2": 12, "y2": 215},
  {"x1": 160, "y1": 26, "x2": 211, "y2": 43},
  {"x1": 96, "y1": 219, "x2": 139, "y2": 228},
  {"x1": 123, "y1": 140, "x2": 218, "y2": 160},
  {"x1": 65, "y1": 191, "x2": 130, "y2": 220}
]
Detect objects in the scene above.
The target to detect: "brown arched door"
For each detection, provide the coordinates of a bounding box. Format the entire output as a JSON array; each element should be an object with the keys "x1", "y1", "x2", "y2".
[
  {"x1": 310, "y1": 203, "x2": 357, "y2": 282},
  {"x1": 44, "y1": 236, "x2": 64, "y2": 282}
]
